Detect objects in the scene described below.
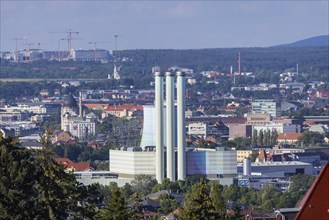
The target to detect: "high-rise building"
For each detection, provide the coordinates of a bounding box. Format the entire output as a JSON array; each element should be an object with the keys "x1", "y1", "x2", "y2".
[{"x1": 251, "y1": 99, "x2": 280, "y2": 118}]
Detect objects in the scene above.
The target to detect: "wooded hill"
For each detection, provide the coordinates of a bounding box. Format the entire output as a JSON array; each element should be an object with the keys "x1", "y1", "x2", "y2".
[{"x1": 1, "y1": 46, "x2": 328, "y2": 82}]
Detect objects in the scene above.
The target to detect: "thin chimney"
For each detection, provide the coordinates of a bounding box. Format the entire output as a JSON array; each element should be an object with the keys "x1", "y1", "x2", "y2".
[
  {"x1": 155, "y1": 72, "x2": 165, "y2": 183},
  {"x1": 166, "y1": 71, "x2": 175, "y2": 181}
]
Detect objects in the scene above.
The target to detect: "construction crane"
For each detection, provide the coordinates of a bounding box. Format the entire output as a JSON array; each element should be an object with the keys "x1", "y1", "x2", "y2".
[
  {"x1": 88, "y1": 41, "x2": 110, "y2": 61},
  {"x1": 12, "y1": 37, "x2": 24, "y2": 52},
  {"x1": 60, "y1": 29, "x2": 79, "y2": 51},
  {"x1": 51, "y1": 28, "x2": 79, "y2": 52}
]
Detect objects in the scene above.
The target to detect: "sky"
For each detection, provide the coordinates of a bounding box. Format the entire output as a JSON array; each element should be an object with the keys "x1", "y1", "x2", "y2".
[{"x1": 1, "y1": 1, "x2": 328, "y2": 51}]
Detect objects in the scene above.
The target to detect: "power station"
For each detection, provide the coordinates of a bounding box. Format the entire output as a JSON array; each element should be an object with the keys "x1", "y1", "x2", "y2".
[
  {"x1": 154, "y1": 71, "x2": 186, "y2": 182},
  {"x1": 110, "y1": 70, "x2": 237, "y2": 184}
]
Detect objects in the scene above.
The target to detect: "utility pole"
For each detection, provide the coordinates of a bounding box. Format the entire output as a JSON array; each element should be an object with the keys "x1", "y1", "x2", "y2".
[
  {"x1": 238, "y1": 52, "x2": 241, "y2": 75},
  {"x1": 113, "y1": 34, "x2": 121, "y2": 61}
]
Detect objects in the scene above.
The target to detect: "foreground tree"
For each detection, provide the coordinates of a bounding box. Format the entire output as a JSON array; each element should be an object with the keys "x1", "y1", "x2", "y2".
[
  {"x1": 96, "y1": 187, "x2": 132, "y2": 220},
  {"x1": 158, "y1": 194, "x2": 180, "y2": 214},
  {"x1": 210, "y1": 182, "x2": 226, "y2": 218},
  {"x1": 0, "y1": 135, "x2": 96, "y2": 219},
  {"x1": 130, "y1": 174, "x2": 157, "y2": 196},
  {"x1": 0, "y1": 136, "x2": 39, "y2": 219},
  {"x1": 183, "y1": 178, "x2": 218, "y2": 219},
  {"x1": 297, "y1": 131, "x2": 324, "y2": 147}
]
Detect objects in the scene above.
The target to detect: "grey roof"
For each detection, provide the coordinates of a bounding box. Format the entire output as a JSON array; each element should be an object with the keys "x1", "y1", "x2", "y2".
[{"x1": 21, "y1": 140, "x2": 43, "y2": 148}]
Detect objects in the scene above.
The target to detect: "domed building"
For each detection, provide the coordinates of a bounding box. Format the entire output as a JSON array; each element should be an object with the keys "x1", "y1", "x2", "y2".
[
  {"x1": 61, "y1": 94, "x2": 79, "y2": 131},
  {"x1": 61, "y1": 93, "x2": 95, "y2": 140}
]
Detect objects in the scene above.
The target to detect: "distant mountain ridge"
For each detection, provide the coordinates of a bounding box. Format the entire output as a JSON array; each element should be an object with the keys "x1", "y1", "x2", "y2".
[{"x1": 275, "y1": 35, "x2": 329, "y2": 47}]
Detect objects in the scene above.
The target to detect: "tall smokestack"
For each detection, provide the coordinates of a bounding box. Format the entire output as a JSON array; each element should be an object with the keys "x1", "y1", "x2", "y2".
[
  {"x1": 166, "y1": 71, "x2": 175, "y2": 181},
  {"x1": 231, "y1": 66, "x2": 235, "y2": 85},
  {"x1": 79, "y1": 91, "x2": 83, "y2": 117},
  {"x1": 176, "y1": 71, "x2": 186, "y2": 180},
  {"x1": 155, "y1": 72, "x2": 165, "y2": 183}
]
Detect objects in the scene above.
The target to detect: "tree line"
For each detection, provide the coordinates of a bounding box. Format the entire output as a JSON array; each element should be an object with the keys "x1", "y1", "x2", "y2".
[
  {"x1": 252, "y1": 129, "x2": 278, "y2": 147},
  {"x1": 1, "y1": 135, "x2": 316, "y2": 219}
]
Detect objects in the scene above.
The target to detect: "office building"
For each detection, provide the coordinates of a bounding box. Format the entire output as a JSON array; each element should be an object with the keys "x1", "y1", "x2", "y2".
[{"x1": 252, "y1": 99, "x2": 280, "y2": 118}]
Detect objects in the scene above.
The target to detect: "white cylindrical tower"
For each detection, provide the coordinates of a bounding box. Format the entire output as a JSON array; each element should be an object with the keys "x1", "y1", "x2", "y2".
[
  {"x1": 166, "y1": 71, "x2": 175, "y2": 181},
  {"x1": 79, "y1": 91, "x2": 83, "y2": 117},
  {"x1": 155, "y1": 72, "x2": 165, "y2": 183},
  {"x1": 243, "y1": 157, "x2": 251, "y2": 176},
  {"x1": 176, "y1": 71, "x2": 186, "y2": 180}
]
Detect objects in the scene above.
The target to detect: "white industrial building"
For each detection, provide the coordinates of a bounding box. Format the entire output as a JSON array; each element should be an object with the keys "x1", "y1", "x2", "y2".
[
  {"x1": 237, "y1": 161, "x2": 313, "y2": 177},
  {"x1": 186, "y1": 148, "x2": 237, "y2": 185},
  {"x1": 109, "y1": 147, "x2": 237, "y2": 184},
  {"x1": 109, "y1": 148, "x2": 156, "y2": 179}
]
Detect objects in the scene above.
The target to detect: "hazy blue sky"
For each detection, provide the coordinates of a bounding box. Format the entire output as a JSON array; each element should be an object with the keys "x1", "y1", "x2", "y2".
[{"x1": 1, "y1": 1, "x2": 328, "y2": 51}]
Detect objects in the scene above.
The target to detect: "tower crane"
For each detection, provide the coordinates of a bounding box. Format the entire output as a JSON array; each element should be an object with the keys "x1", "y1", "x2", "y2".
[
  {"x1": 12, "y1": 37, "x2": 24, "y2": 52},
  {"x1": 50, "y1": 29, "x2": 80, "y2": 58},
  {"x1": 88, "y1": 41, "x2": 110, "y2": 61},
  {"x1": 113, "y1": 34, "x2": 122, "y2": 61}
]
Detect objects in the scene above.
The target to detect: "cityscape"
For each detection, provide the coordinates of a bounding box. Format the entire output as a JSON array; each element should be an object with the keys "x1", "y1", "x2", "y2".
[{"x1": 1, "y1": 1, "x2": 329, "y2": 220}]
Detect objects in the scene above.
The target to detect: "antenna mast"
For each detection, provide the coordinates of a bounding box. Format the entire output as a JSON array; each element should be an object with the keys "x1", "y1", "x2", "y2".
[{"x1": 238, "y1": 52, "x2": 241, "y2": 75}]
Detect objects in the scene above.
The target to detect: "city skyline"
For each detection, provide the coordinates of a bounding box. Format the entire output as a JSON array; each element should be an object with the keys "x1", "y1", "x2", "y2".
[{"x1": 1, "y1": 1, "x2": 328, "y2": 52}]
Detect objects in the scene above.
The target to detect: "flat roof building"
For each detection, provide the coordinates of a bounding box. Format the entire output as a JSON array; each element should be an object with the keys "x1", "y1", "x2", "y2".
[
  {"x1": 237, "y1": 161, "x2": 313, "y2": 177},
  {"x1": 252, "y1": 99, "x2": 280, "y2": 118}
]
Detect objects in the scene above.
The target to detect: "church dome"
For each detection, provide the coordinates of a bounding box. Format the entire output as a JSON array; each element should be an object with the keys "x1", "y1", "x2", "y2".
[{"x1": 63, "y1": 94, "x2": 78, "y2": 108}]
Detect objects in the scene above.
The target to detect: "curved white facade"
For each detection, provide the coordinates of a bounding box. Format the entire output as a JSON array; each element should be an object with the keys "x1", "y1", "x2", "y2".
[
  {"x1": 109, "y1": 148, "x2": 237, "y2": 180},
  {"x1": 140, "y1": 105, "x2": 168, "y2": 149}
]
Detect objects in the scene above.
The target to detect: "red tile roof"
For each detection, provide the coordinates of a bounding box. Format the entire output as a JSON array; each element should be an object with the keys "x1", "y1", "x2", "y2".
[
  {"x1": 72, "y1": 163, "x2": 92, "y2": 171},
  {"x1": 143, "y1": 210, "x2": 157, "y2": 218},
  {"x1": 55, "y1": 158, "x2": 92, "y2": 171},
  {"x1": 303, "y1": 120, "x2": 316, "y2": 125},
  {"x1": 296, "y1": 162, "x2": 329, "y2": 220},
  {"x1": 277, "y1": 133, "x2": 301, "y2": 140},
  {"x1": 55, "y1": 158, "x2": 74, "y2": 167},
  {"x1": 84, "y1": 103, "x2": 109, "y2": 109},
  {"x1": 166, "y1": 208, "x2": 181, "y2": 218},
  {"x1": 104, "y1": 104, "x2": 143, "y2": 111},
  {"x1": 258, "y1": 149, "x2": 267, "y2": 160}
]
